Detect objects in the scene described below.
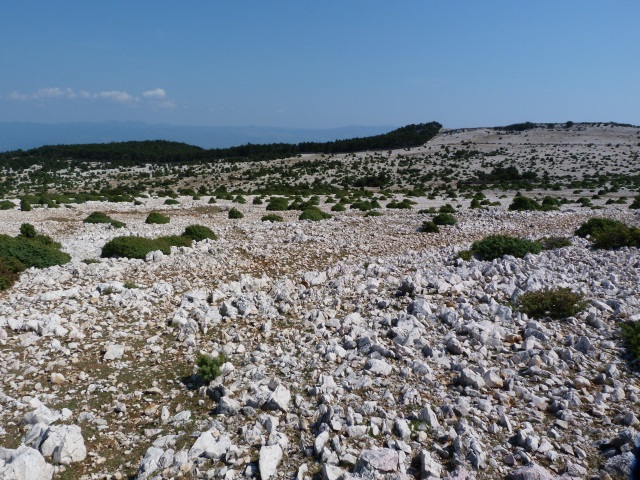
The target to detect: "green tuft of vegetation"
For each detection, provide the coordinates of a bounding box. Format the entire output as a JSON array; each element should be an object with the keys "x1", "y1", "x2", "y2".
[
  {"x1": 266, "y1": 197, "x2": 289, "y2": 211},
  {"x1": 387, "y1": 199, "x2": 415, "y2": 209},
  {"x1": 516, "y1": 287, "x2": 587, "y2": 319},
  {"x1": 196, "y1": 353, "x2": 226, "y2": 383},
  {"x1": 365, "y1": 211, "x2": 382, "y2": 217},
  {"x1": 101, "y1": 235, "x2": 192, "y2": 259},
  {"x1": 20, "y1": 199, "x2": 32, "y2": 211},
  {"x1": 261, "y1": 214, "x2": 284, "y2": 222},
  {"x1": 575, "y1": 217, "x2": 640, "y2": 249},
  {"x1": 539, "y1": 236, "x2": 572, "y2": 250},
  {"x1": 621, "y1": 322, "x2": 640, "y2": 361},
  {"x1": 509, "y1": 195, "x2": 542, "y2": 211},
  {"x1": 19, "y1": 223, "x2": 37, "y2": 238},
  {"x1": 84, "y1": 211, "x2": 126, "y2": 228},
  {"x1": 252, "y1": 197, "x2": 264, "y2": 205},
  {"x1": 145, "y1": 212, "x2": 170, "y2": 224},
  {"x1": 0, "y1": 200, "x2": 15, "y2": 210},
  {"x1": 331, "y1": 203, "x2": 347, "y2": 212},
  {"x1": 457, "y1": 249, "x2": 473, "y2": 261},
  {"x1": 420, "y1": 221, "x2": 440, "y2": 233},
  {"x1": 299, "y1": 207, "x2": 331, "y2": 221},
  {"x1": 470, "y1": 235, "x2": 542, "y2": 260},
  {"x1": 629, "y1": 195, "x2": 640, "y2": 210},
  {"x1": 182, "y1": 225, "x2": 217, "y2": 241},
  {"x1": 439, "y1": 204, "x2": 457, "y2": 213},
  {"x1": 432, "y1": 213, "x2": 457, "y2": 226},
  {"x1": 228, "y1": 207, "x2": 244, "y2": 219},
  {"x1": 164, "y1": 199, "x2": 180, "y2": 205}
]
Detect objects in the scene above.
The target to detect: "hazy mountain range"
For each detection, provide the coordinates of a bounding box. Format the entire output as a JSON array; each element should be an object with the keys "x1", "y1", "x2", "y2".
[{"x1": 0, "y1": 121, "x2": 396, "y2": 152}]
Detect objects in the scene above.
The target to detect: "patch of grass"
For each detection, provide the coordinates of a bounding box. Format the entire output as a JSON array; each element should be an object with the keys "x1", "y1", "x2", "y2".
[
  {"x1": 101, "y1": 235, "x2": 192, "y2": 259},
  {"x1": 261, "y1": 214, "x2": 284, "y2": 222},
  {"x1": 432, "y1": 213, "x2": 457, "y2": 226},
  {"x1": 123, "y1": 281, "x2": 137, "y2": 289},
  {"x1": 196, "y1": 353, "x2": 226, "y2": 383},
  {"x1": 539, "y1": 236, "x2": 572, "y2": 250},
  {"x1": 145, "y1": 212, "x2": 170, "y2": 224},
  {"x1": 470, "y1": 235, "x2": 542, "y2": 260},
  {"x1": 228, "y1": 207, "x2": 244, "y2": 219},
  {"x1": 84, "y1": 211, "x2": 126, "y2": 228},
  {"x1": 182, "y1": 224, "x2": 217, "y2": 241},
  {"x1": 516, "y1": 287, "x2": 587, "y2": 319},
  {"x1": 420, "y1": 221, "x2": 440, "y2": 233},
  {"x1": 299, "y1": 207, "x2": 331, "y2": 221}
]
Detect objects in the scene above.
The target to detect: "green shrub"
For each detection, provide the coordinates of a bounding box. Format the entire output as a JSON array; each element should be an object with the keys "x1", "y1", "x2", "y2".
[
  {"x1": 182, "y1": 225, "x2": 217, "y2": 241},
  {"x1": 19, "y1": 223, "x2": 37, "y2": 238},
  {"x1": 145, "y1": 212, "x2": 170, "y2": 224},
  {"x1": 470, "y1": 235, "x2": 542, "y2": 260},
  {"x1": 299, "y1": 208, "x2": 331, "y2": 221},
  {"x1": 228, "y1": 207, "x2": 244, "y2": 219},
  {"x1": 0, "y1": 234, "x2": 71, "y2": 269},
  {"x1": 365, "y1": 211, "x2": 382, "y2": 217},
  {"x1": 164, "y1": 199, "x2": 180, "y2": 205},
  {"x1": 208, "y1": 197, "x2": 217, "y2": 204},
  {"x1": 621, "y1": 322, "x2": 640, "y2": 360},
  {"x1": 101, "y1": 235, "x2": 192, "y2": 259},
  {"x1": 470, "y1": 198, "x2": 482, "y2": 209},
  {"x1": 628, "y1": 195, "x2": 640, "y2": 209},
  {"x1": 331, "y1": 203, "x2": 347, "y2": 212},
  {"x1": 439, "y1": 204, "x2": 457, "y2": 213},
  {"x1": 539, "y1": 236, "x2": 572, "y2": 250},
  {"x1": 420, "y1": 221, "x2": 440, "y2": 233},
  {"x1": 509, "y1": 196, "x2": 541, "y2": 211},
  {"x1": 84, "y1": 211, "x2": 126, "y2": 228},
  {"x1": 516, "y1": 287, "x2": 587, "y2": 319},
  {"x1": 196, "y1": 353, "x2": 226, "y2": 383},
  {"x1": 252, "y1": 197, "x2": 264, "y2": 205},
  {"x1": 457, "y1": 249, "x2": 473, "y2": 261},
  {"x1": 0, "y1": 200, "x2": 15, "y2": 210},
  {"x1": 432, "y1": 213, "x2": 457, "y2": 226},
  {"x1": 266, "y1": 198, "x2": 289, "y2": 211},
  {"x1": 20, "y1": 199, "x2": 32, "y2": 211},
  {"x1": 575, "y1": 217, "x2": 640, "y2": 249},
  {"x1": 233, "y1": 195, "x2": 246, "y2": 204},
  {"x1": 387, "y1": 199, "x2": 415, "y2": 209},
  {"x1": 261, "y1": 214, "x2": 284, "y2": 222}
]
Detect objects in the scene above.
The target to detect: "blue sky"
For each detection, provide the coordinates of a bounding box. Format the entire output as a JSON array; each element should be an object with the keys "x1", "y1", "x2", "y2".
[{"x1": 1, "y1": 1, "x2": 639, "y2": 129}]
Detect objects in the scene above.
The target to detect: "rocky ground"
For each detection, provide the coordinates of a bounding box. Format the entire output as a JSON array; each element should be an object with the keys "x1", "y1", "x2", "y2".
[{"x1": 1, "y1": 194, "x2": 639, "y2": 480}]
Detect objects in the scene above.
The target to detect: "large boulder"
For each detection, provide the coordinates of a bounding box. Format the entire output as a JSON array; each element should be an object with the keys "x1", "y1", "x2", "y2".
[{"x1": 0, "y1": 445, "x2": 54, "y2": 480}]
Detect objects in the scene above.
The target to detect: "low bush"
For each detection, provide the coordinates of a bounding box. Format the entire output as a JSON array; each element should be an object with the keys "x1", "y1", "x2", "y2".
[
  {"x1": 470, "y1": 235, "x2": 542, "y2": 260},
  {"x1": 20, "y1": 199, "x2": 32, "y2": 211},
  {"x1": 439, "y1": 204, "x2": 457, "y2": 213},
  {"x1": 101, "y1": 235, "x2": 192, "y2": 259},
  {"x1": 365, "y1": 211, "x2": 382, "y2": 217},
  {"x1": 331, "y1": 203, "x2": 346, "y2": 212},
  {"x1": 145, "y1": 212, "x2": 170, "y2": 224},
  {"x1": 261, "y1": 214, "x2": 283, "y2": 222},
  {"x1": 575, "y1": 217, "x2": 640, "y2": 249},
  {"x1": 208, "y1": 197, "x2": 217, "y2": 204},
  {"x1": 182, "y1": 225, "x2": 217, "y2": 241},
  {"x1": 0, "y1": 229, "x2": 71, "y2": 271},
  {"x1": 432, "y1": 213, "x2": 457, "y2": 226},
  {"x1": 196, "y1": 353, "x2": 226, "y2": 383},
  {"x1": 164, "y1": 199, "x2": 180, "y2": 205},
  {"x1": 629, "y1": 195, "x2": 640, "y2": 209},
  {"x1": 509, "y1": 195, "x2": 541, "y2": 211},
  {"x1": 420, "y1": 221, "x2": 440, "y2": 233},
  {"x1": 0, "y1": 200, "x2": 15, "y2": 210},
  {"x1": 84, "y1": 211, "x2": 126, "y2": 228},
  {"x1": 539, "y1": 236, "x2": 572, "y2": 250},
  {"x1": 228, "y1": 207, "x2": 244, "y2": 219},
  {"x1": 516, "y1": 287, "x2": 587, "y2": 319},
  {"x1": 233, "y1": 195, "x2": 246, "y2": 204},
  {"x1": 266, "y1": 197, "x2": 289, "y2": 211},
  {"x1": 387, "y1": 199, "x2": 415, "y2": 209},
  {"x1": 19, "y1": 223, "x2": 37, "y2": 238},
  {"x1": 299, "y1": 208, "x2": 331, "y2": 221},
  {"x1": 621, "y1": 321, "x2": 640, "y2": 361},
  {"x1": 252, "y1": 197, "x2": 264, "y2": 205}
]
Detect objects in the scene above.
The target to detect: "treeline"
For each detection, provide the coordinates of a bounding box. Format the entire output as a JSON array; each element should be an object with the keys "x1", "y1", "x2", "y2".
[{"x1": 0, "y1": 122, "x2": 442, "y2": 171}]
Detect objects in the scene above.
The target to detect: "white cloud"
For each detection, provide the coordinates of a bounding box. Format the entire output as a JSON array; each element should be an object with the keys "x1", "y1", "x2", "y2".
[
  {"x1": 8, "y1": 87, "x2": 76, "y2": 101},
  {"x1": 142, "y1": 88, "x2": 166, "y2": 99},
  {"x1": 96, "y1": 90, "x2": 138, "y2": 103}
]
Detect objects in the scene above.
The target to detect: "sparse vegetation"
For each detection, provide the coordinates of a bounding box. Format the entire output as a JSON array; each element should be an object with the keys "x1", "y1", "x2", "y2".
[
  {"x1": 84, "y1": 211, "x2": 126, "y2": 228},
  {"x1": 575, "y1": 217, "x2": 640, "y2": 249},
  {"x1": 516, "y1": 287, "x2": 587, "y2": 319},
  {"x1": 196, "y1": 353, "x2": 226, "y2": 383},
  {"x1": 261, "y1": 214, "x2": 284, "y2": 222},
  {"x1": 101, "y1": 235, "x2": 192, "y2": 259},
  {"x1": 539, "y1": 236, "x2": 572, "y2": 250},
  {"x1": 420, "y1": 221, "x2": 440, "y2": 233},
  {"x1": 468, "y1": 235, "x2": 542, "y2": 260}
]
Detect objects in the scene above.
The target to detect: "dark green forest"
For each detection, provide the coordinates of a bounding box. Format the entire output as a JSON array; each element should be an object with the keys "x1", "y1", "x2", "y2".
[{"x1": 0, "y1": 122, "x2": 442, "y2": 171}]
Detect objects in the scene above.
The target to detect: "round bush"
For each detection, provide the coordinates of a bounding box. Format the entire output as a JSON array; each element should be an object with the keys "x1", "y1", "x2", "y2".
[
  {"x1": 20, "y1": 223, "x2": 37, "y2": 238},
  {"x1": 20, "y1": 199, "x2": 32, "y2": 211},
  {"x1": 266, "y1": 198, "x2": 289, "y2": 211},
  {"x1": 420, "y1": 221, "x2": 440, "y2": 233},
  {"x1": 145, "y1": 212, "x2": 170, "y2": 224},
  {"x1": 575, "y1": 217, "x2": 640, "y2": 249},
  {"x1": 331, "y1": 203, "x2": 347, "y2": 212},
  {"x1": 516, "y1": 287, "x2": 587, "y2": 319},
  {"x1": 182, "y1": 225, "x2": 217, "y2": 241},
  {"x1": 0, "y1": 200, "x2": 15, "y2": 210},
  {"x1": 432, "y1": 213, "x2": 457, "y2": 226},
  {"x1": 509, "y1": 196, "x2": 541, "y2": 211},
  {"x1": 299, "y1": 208, "x2": 331, "y2": 221},
  {"x1": 164, "y1": 199, "x2": 180, "y2": 205},
  {"x1": 101, "y1": 235, "x2": 192, "y2": 259},
  {"x1": 471, "y1": 235, "x2": 542, "y2": 260},
  {"x1": 228, "y1": 207, "x2": 244, "y2": 219}
]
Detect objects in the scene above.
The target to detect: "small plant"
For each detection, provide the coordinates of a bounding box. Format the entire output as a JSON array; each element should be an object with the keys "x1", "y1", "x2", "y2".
[
  {"x1": 123, "y1": 281, "x2": 138, "y2": 289},
  {"x1": 261, "y1": 214, "x2": 283, "y2": 222},
  {"x1": 516, "y1": 287, "x2": 587, "y2": 319},
  {"x1": 208, "y1": 197, "x2": 217, "y2": 204},
  {"x1": 228, "y1": 207, "x2": 244, "y2": 219},
  {"x1": 457, "y1": 249, "x2": 473, "y2": 261},
  {"x1": 145, "y1": 212, "x2": 170, "y2": 224},
  {"x1": 196, "y1": 353, "x2": 226, "y2": 383},
  {"x1": 84, "y1": 211, "x2": 126, "y2": 228},
  {"x1": 331, "y1": 203, "x2": 347, "y2": 212},
  {"x1": 621, "y1": 322, "x2": 640, "y2": 361},
  {"x1": 0, "y1": 200, "x2": 15, "y2": 210},
  {"x1": 439, "y1": 204, "x2": 457, "y2": 213},
  {"x1": 182, "y1": 225, "x2": 217, "y2": 241},
  {"x1": 432, "y1": 213, "x2": 457, "y2": 226},
  {"x1": 539, "y1": 236, "x2": 572, "y2": 250},
  {"x1": 420, "y1": 221, "x2": 440, "y2": 233},
  {"x1": 19, "y1": 223, "x2": 37, "y2": 238},
  {"x1": 233, "y1": 195, "x2": 246, "y2": 204},
  {"x1": 20, "y1": 199, "x2": 32, "y2": 211},
  {"x1": 470, "y1": 235, "x2": 542, "y2": 260},
  {"x1": 299, "y1": 208, "x2": 331, "y2": 221},
  {"x1": 629, "y1": 195, "x2": 640, "y2": 209},
  {"x1": 0, "y1": 257, "x2": 26, "y2": 291},
  {"x1": 575, "y1": 217, "x2": 640, "y2": 249},
  {"x1": 252, "y1": 197, "x2": 264, "y2": 205}
]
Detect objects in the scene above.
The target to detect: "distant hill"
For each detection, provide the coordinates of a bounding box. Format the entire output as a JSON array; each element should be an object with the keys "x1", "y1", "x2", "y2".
[{"x1": 0, "y1": 121, "x2": 397, "y2": 152}]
